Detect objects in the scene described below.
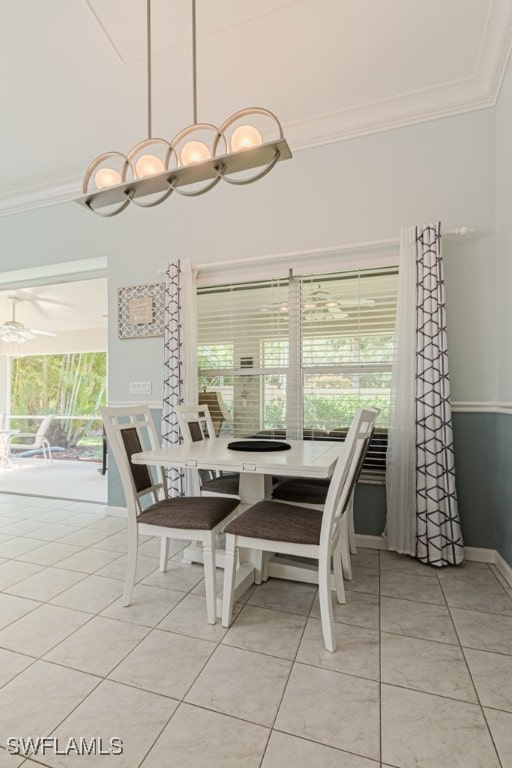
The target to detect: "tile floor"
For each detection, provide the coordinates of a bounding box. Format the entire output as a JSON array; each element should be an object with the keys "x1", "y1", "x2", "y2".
[{"x1": 0, "y1": 491, "x2": 511, "y2": 767}]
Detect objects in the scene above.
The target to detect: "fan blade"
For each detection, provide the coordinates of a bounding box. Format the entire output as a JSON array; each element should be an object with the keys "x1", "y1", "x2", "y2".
[{"x1": 27, "y1": 328, "x2": 58, "y2": 337}]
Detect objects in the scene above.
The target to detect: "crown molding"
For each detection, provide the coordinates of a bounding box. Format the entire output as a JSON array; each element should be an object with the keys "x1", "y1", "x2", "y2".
[
  {"x1": 1, "y1": 0, "x2": 511, "y2": 217},
  {"x1": 0, "y1": 177, "x2": 81, "y2": 218}
]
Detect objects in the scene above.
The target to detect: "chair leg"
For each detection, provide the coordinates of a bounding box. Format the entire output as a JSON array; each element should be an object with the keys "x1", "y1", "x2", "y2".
[
  {"x1": 253, "y1": 550, "x2": 264, "y2": 585},
  {"x1": 332, "y1": 542, "x2": 346, "y2": 604},
  {"x1": 318, "y1": 549, "x2": 336, "y2": 652},
  {"x1": 340, "y1": 514, "x2": 352, "y2": 581},
  {"x1": 123, "y1": 521, "x2": 138, "y2": 607},
  {"x1": 203, "y1": 534, "x2": 217, "y2": 625},
  {"x1": 222, "y1": 534, "x2": 237, "y2": 628},
  {"x1": 159, "y1": 537, "x2": 170, "y2": 572},
  {"x1": 348, "y1": 495, "x2": 357, "y2": 555},
  {"x1": 261, "y1": 551, "x2": 271, "y2": 582}
]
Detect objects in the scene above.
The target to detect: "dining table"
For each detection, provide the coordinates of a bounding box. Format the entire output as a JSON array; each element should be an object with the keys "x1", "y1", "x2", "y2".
[{"x1": 131, "y1": 435, "x2": 345, "y2": 612}]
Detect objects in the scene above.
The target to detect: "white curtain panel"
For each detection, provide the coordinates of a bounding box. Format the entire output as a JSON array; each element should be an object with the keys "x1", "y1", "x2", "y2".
[
  {"x1": 386, "y1": 223, "x2": 463, "y2": 565},
  {"x1": 386, "y1": 226, "x2": 417, "y2": 555},
  {"x1": 162, "y1": 259, "x2": 198, "y2": 497}
]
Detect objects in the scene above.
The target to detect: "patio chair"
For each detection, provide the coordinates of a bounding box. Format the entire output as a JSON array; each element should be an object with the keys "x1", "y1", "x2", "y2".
[
  {"x1": 101, "y1": 404, "x2": 239, "y2": 623},
  {"x1": 197, "y1": 390, "x2": 230, "y2": 436},
  {"x1": 177, "y1": 404, "x2": 240, "y2": 498},
  {"x1": 221, "y1": 408, "x2": 376, "y2": 651},
  {"x1": 7, "y1": 414, "x2": 54, "y2": 466},
  {"x1": 271, "y1": 408, "x2": 379, "y2": 578}
]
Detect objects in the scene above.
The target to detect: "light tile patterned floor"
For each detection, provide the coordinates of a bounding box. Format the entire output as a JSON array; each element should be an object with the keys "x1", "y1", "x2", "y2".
[{"x1": 0, "y1": 491, "x2": 511, "y2": 768}]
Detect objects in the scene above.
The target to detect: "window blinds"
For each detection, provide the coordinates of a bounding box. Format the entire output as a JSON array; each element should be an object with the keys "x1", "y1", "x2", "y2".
[
  {"x1": 197, "y1": 267, "x2": 398, "y2": 479},
  {"x1": 197, "y1": 279, "x2": 289, "y2": 437}
]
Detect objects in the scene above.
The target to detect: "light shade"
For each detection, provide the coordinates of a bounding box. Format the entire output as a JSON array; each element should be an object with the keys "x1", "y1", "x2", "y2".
[
  {"x1": 231, "y1": 125, "x2": 262, "y2": 152},
  {"x1": 135, "y1": 153, "x2": 165, "y2": 178}
]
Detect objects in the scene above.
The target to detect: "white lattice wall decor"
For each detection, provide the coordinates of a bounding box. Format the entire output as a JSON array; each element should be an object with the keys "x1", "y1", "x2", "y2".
[{"x1": 117, "y1": 283, "x2": 165, "y2": 339}]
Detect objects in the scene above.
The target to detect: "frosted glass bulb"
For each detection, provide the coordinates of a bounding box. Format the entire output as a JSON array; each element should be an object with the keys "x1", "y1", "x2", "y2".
[
  {"x1": 180, "y1": 141, "x2": 210, "y2": 165},
  {"x1": 95, "y1": 167, "x2": 121, "y2": 189},
  {"x1": 231, "y1": 125, "x2": 263, "y2": 152},
  {"x1": 135, "y1": 154, "x2": 164, "y2": 178}
]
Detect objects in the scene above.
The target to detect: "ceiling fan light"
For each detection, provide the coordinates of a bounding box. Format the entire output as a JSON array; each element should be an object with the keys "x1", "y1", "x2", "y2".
[{"x1": 231, "y1": 125, "x2": 263, "y2": 152}]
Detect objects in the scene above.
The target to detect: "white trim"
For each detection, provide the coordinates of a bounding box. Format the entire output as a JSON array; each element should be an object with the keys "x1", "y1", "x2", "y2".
[
  {"x1": 0, "y1": 176, "x2": 82, "y2": 217},
  {"x1": 0, "y1": 257, "x2": 107, "y2": 290},
  {"x1": 451, "y1": 401, "x2": 512, "y2": 414},
  {"x1": 494, "y1": 551, "x2": 512, "y2": 588},
  {"x1": 463, "y1": 546, "x2": 496, "y2": 564},
  {"x1": 354, "y1": 534, "x2": 388, "y2": 550},
  {"x1": 107, "y1": 400, "x2": 162, "y2": 409}
]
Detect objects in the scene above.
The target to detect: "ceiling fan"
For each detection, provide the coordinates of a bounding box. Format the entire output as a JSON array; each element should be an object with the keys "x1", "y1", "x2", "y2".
[
  {"x1": 303, "y1": 285, "x2": 376, "y2": 319},
  {"x1": 0, "y1": 297, "x2": 57, "y2": 343}
]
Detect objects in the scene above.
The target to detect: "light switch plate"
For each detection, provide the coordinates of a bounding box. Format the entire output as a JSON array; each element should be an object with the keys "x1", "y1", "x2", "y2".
[{"x1": 129, "y1": 381, "x2": 152, "y2": 395}]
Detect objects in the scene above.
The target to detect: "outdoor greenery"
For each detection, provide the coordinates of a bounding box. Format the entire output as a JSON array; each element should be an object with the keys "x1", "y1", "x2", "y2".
[{"x1": 10, "y1": 352, "x2": 106, "y2": 454}]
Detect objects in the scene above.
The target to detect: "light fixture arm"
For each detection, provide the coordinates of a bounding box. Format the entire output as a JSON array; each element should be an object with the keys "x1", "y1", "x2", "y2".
[
  {"x1": 192, "y1": 0, "x2": 198, "y2": 125},
  {"x1": 146, "y1": 0, "x2": 153, "y2": 138}
]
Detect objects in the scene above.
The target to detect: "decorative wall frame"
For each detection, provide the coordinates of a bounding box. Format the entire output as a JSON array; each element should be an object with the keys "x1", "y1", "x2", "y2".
[{"x1": 118, "y1": 283, "x2": 165, "y2": 339}]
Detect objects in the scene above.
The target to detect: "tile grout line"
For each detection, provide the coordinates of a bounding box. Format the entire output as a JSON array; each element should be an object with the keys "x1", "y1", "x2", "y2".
[{"x1": 438, "y1": 568, "x2": 505, "y2": 768}]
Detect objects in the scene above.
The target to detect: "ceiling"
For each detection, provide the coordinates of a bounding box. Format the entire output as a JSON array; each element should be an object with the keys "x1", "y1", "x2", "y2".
[
  {"x1": 1, "y1": 0, "x2": 511, "y2": 215},
  {"x1": 0, "y1": 278, "x2": 108, "y2": 334}
]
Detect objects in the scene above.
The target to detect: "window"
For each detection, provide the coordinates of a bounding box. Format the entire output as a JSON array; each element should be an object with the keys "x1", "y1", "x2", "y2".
[
  {"x1": 9, "y1": 352, "x2": 107, "y2": 461},
  {"x1": 197, "y1": 267, "x2": 398, "y2": 480}
]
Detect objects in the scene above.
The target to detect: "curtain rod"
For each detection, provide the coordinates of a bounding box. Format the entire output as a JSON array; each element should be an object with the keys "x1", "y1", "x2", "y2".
[
  {"x1": 156, "y1": 226, "x2": 472, "y2": 276},
  {"x1": 193, "y1": 227, "x2": 473, "y2": 273}
]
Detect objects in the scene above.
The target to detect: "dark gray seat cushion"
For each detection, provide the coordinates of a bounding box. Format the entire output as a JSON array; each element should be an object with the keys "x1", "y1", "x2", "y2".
[
  {"x1": 272, "y1": 477, "x2": 329, "y2": 505},
  {"x1": 201, "y1": 475, "x2": 240, "y2": 495},
  {"x1": 224, "y1": 499, "x2": 322, "y2": 545},
  {"x1": 138, "y1": 496, "x2": 239, "y2": 530}
]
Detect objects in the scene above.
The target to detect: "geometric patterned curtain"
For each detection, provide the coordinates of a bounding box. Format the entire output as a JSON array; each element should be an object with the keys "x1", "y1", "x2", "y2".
[
  {"x1": 162, "y1": 260, "x2": 186, "y2": 497},
  {"x1": 386, "y1": 223, "x2": 464, "y2": 565},
  {"x1": 415, "y1": 223, "x2": 464, "y2": 565}
]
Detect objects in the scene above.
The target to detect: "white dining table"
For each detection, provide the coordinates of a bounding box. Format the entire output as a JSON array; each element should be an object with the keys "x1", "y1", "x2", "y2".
[{"x1": 131, "y1": 436, "x2": 345, "y2": 610}]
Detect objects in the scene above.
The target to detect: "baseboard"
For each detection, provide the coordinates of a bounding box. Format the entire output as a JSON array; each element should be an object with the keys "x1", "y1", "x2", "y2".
[
  {"x1": 494, "y1": 551, "x2": 512, "y2": 587},
  {"x1": 105, "y1": 505, "x2": 127, "y2": 518},
  {"x1": 355, "y1": 534, "x2": 388, "y2": 550},
  {"x1": 463, "y1": 546, "x2": 496, "y2": 563}
]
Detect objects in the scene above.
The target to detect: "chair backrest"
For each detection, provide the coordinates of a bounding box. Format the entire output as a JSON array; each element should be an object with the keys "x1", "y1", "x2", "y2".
[
  {"x1": 34, "y1": 414, "x2": 54, "y2": 445},
  {"x1": 177, "y1": 404, "x2": 216, "y2": 444},
  {"x1": 100, "y1": 405, "x2": 167, "y2": 519},
  {"x1": 319, "y1": 408, "x2": 380, "y2": 551}
]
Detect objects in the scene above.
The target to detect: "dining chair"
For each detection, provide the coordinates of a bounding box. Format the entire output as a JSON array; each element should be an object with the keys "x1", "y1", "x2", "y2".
[
  {"x1": 177, "y1": 404, "x2": 240, "y2": 498},
  {"x1": 7, "y1": 414, "x2": 54, "y2": 466},
  {"x1": 270, "y1": 407, "x2": 379, "y2": 578},
  {"x1": 221, "y1": 408, "x2": 376, "y2": 651},
  {"x1": 101, "y1": 404, "x2": 240, "y2": 623}
]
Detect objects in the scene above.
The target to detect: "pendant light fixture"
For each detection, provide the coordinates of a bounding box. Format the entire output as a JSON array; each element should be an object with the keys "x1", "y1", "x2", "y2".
[{"x1": 75, "y1": 0, "x2": 292, "y2": 217}]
